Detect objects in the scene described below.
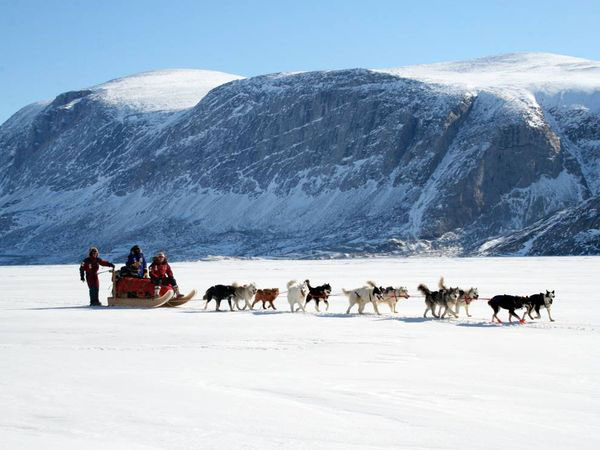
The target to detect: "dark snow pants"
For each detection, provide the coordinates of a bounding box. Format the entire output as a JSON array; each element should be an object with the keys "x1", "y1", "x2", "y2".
[
  {"x1": 151, "y1": 275, "x2": 177, "y2": 287},
  {"x1": 89, "y1": 288, "x2": 100, "y2": 305}
]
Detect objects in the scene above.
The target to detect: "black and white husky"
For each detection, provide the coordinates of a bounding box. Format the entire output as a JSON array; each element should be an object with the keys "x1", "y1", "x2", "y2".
[
  {"x1": 344, "y1": 282, "x2": 384, "y2": 314},
  {"x1": 438, "y1": 277, "x2": 479, "y2": 317},
  {"x1": 418, "y1": 283, "x2": 460, "y2": 318},
  {"x1": 522, "y1": 290, "x2": 556, "y2": 321}
]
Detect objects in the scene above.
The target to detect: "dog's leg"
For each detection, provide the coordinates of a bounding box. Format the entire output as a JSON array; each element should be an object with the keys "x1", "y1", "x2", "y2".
[
  {"x1": 526, "y1": 304, "x2": 534, "y2": 320},
  {"x1": 509, "y1": 309, "x2": 523, "y2": 323},
  {"x1": 372, "y1": 300, "x2": 381, "y2": 316},
  {"x1": 203, "y1": 299, "x2": 210, "y2": 310},
  {"x1": 466, "y1": 303, "x2": 471, "y2": 317},
  {"x1": 547, "y1": 308, "x2": 555, "y2": 322},
  {"x1": 315, "y1": 300, "x2": 321, "y2": 313},
  {"x1": 228, "y1": 298, "x2": 234, "y2": 311},
  {"x1": 271, "y1": 301, "x2": 276, "y2": 310},
  {"x1": 456, "y1": 303, "x2": 461, "y2": 316},
  {"x1": 251, "y1": 299, "x2": 258, "y2": 310},
  {"x1": 215, "y1": 299, "x2": 221, "y2": 311},
  {"x1": 358, "y1": 302, "x2": 365, "y2": 314},
  {"x1": 535, "y1": 304, "x2": 542, "y2": 319},
  {"x1": 324, "y1": 299, "x2": 329, "y2": 311},
  {"x1": 346, "y1": 300, "x2": 354, "y2": 314}
]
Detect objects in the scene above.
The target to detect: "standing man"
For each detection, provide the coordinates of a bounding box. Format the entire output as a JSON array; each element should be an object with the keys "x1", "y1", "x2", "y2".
[{"x1": 79, "y1": 247, "x2": 115, "y2": 306}]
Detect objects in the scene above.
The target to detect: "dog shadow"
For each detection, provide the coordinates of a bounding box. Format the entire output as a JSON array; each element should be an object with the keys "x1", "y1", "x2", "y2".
[
  {"x1": 455, "y1": 321, "x2": 510, "y2": 328},
  {"x1": 375, "y1": 316, "x2": 431, "y2": 323},
  {"x1": 311, "y1": 312, "x2": 355, "y2": 319},
  {"x1": 250, "y1": 310, "x2": 289, "y2": 316}
]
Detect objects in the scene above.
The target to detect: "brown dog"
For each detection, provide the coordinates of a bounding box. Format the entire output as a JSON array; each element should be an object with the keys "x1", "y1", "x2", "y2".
[{"x1": 251, "y1": 288, "x2": 280, "y2": 310}]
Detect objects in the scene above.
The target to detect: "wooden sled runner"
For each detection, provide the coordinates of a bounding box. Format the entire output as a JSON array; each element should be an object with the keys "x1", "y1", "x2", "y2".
[
  {"x1": 108, "y1": 290, "x2": 174, "y2": 308},
  {"x1": 163, "y1": 289, "x2": 197, "y2": 307}
]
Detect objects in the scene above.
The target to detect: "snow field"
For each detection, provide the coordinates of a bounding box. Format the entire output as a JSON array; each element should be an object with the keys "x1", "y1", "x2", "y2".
[{"x1": 1, "y1": 256, "x2": 599, "y2": 449}]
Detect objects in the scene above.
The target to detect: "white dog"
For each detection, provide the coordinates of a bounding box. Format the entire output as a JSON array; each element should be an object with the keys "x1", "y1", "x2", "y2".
[
  {"x1": 287, "y1": 280, "x2": 308, "y2": 312},
  {"x1": 232, "y1": 282, "x2": 257, "y2": 310},
  {"x1": 344, "y1": 282, "x2": 384, "y2": 314},
  {"x1": 367, "y1": 281, "x2": 410, "y2": 313}
]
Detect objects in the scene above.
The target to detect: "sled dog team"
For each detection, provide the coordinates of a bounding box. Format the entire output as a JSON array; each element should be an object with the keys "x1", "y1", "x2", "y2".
[
  {"x1": 80, "y1": 247, "x2": 556, "y2": 322},
  {"x1": 202, "y1": 277, "x2": 556, "y2": 322}
]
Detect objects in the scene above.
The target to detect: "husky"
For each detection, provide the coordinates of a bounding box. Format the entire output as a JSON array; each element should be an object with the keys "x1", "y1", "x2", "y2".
[
  {"x1": 367, "y1": 281, "x2": 409, "y2": 313},
  {"x1": 305, "y1": 280, "x2": 332, "y2": 312},
  {"x1": 231, "y1": 282, "x2": 257, "y2": 310},
  {"x1": 287, "y1": 280, "x2": 308, "y2": 312},
  {"x1": 203, "y1": 284, "x2": 236, "y2": 311},
  {"x1": 487, "y1": 295, "x2": 533, "y2": 323},
  {"x1": 343, "y1": 282, "x2": 384, "y2": 314},
  {"x1": 417, "y1": 283, "x2": 460, "y2": 318},
  {"x1": 522, "y1": 290, "x2": 556, "y2": 321},
  {"x1": 438, "y1": 277, "x2": 479, "y2": 317}
]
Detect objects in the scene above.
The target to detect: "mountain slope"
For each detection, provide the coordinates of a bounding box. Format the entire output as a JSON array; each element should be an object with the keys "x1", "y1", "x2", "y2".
[{"x1": 0, "y1": 54, "x2": 599, "y2": 263}]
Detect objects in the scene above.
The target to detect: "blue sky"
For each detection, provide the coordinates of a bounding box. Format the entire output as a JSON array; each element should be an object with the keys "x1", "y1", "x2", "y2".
[{"x1": 1, "y1": 0, "x2": 599, "y2": 123}]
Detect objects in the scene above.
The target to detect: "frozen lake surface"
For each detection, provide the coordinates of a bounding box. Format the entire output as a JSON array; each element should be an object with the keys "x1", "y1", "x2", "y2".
[{"x1": 2, "y1": 257, "x2": 599, "y2": 449}]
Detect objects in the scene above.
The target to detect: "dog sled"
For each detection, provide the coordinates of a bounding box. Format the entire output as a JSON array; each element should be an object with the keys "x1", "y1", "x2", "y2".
[{"x1": 107, "y1": 270, "x2": 196, "y2": 308}]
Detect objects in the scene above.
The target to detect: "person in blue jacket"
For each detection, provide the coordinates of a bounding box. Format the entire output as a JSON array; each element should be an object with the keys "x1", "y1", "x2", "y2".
[{"x1": 125, "y1": 245, "x2": 147, "y2": 278}]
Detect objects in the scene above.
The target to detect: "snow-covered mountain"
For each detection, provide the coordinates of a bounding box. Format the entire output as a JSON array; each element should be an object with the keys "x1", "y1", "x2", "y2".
[{"x1": 1, "y1": 53, "x2": 599, "y2": 263}]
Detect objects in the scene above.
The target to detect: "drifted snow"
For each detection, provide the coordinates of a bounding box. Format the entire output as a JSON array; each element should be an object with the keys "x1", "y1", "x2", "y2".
[
  {"x1": 90, "y1": 69, "x2": 244, "y2": 112},
  {"x1": 1, "y1": 257, "x2": 599, "y2": 449}
]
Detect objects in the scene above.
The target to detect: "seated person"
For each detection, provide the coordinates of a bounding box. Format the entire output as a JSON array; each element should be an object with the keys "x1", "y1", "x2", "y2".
[
  {"x1": 149, "y1": 252, "x2": 182, "y2": 298},
  {"x1": 124, "y1": 245, "x2": 147, "y2": 278}
]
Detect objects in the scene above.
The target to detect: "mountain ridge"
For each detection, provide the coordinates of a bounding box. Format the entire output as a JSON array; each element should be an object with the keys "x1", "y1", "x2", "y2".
[{"x1": 1, "y1": 53, "x2": 598, "y2": 263}]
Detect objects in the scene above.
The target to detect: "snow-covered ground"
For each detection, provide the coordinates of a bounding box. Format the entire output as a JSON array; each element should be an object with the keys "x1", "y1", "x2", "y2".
[{"x1": 2, "y1": 257, "x2": 599, "y2": 449}]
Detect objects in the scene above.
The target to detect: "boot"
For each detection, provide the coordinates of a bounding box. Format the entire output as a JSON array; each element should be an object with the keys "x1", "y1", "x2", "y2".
[
  {"x1": 174, "y1": 285, "x2": 183, "y2": 298},
  {"x1": 154, "y1": 286, "x2": 161, "y2": 298}
]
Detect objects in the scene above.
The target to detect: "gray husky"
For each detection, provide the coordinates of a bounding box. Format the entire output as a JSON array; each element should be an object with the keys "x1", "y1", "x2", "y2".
[
  {"x1": 418, "y1": 283, "x2": 460, "y2": 318},
  {"x1": 438, "y1": 277, "x2": 479, "y2": 317}
]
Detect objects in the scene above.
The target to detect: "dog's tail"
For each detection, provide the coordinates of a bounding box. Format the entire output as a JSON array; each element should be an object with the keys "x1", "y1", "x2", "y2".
[
  {"x1": 366, "y1": 280, "x2": 377, "y2": 289},
  {"x1": 342, "y1": 288, "x2": 353, "y2": 296},
  {"x1": 232, "y1": 281, "x2": 240, "y2": 288},
  {"x1": 417, "y1": 284, "x2": 431, "y2": 296},
  {"x1": 438, "y1": 277, "x2": 447, "y2": 291},
  {"x1": 287, "y1": 280, "x2": 297, "y2": 288}
]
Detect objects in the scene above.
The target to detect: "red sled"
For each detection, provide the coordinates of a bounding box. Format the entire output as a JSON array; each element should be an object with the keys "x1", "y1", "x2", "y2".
[{"x1": 107, "y1": 271, "x2": 196, "y2": 308}]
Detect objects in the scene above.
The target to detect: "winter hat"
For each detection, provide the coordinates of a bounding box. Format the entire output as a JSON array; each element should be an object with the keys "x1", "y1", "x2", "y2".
[
  {"x1": 130, "y1": 245, "x2": 141, "y2": 254},
  {"x1": 88, "y1": 247, "x2": 99, "y2": 256}
]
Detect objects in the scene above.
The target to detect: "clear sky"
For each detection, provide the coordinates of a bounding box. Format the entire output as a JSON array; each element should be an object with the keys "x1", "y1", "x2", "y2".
[{"x1": 1, "y1": 0, "x2": 599, "y2": 123}]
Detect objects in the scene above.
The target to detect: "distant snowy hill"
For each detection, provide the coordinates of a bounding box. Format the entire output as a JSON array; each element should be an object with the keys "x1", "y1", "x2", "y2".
[{"x1": 1, "y1": 54, "x2": 599, "y2": 263}]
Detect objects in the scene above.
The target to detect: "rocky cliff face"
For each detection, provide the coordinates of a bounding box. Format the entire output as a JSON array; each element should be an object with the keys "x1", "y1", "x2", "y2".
[{"x1": 0, "y1": 54, "x2": 599, "y2": 263}]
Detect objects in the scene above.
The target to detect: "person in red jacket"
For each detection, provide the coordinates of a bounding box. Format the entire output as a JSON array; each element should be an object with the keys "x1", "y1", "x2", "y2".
[
  {"x1": 79, "y1": 247, "x2": 115, "y2": 306},
  {"x1": 149, "y1": 252, "x2": 181, "y2": 298}
]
